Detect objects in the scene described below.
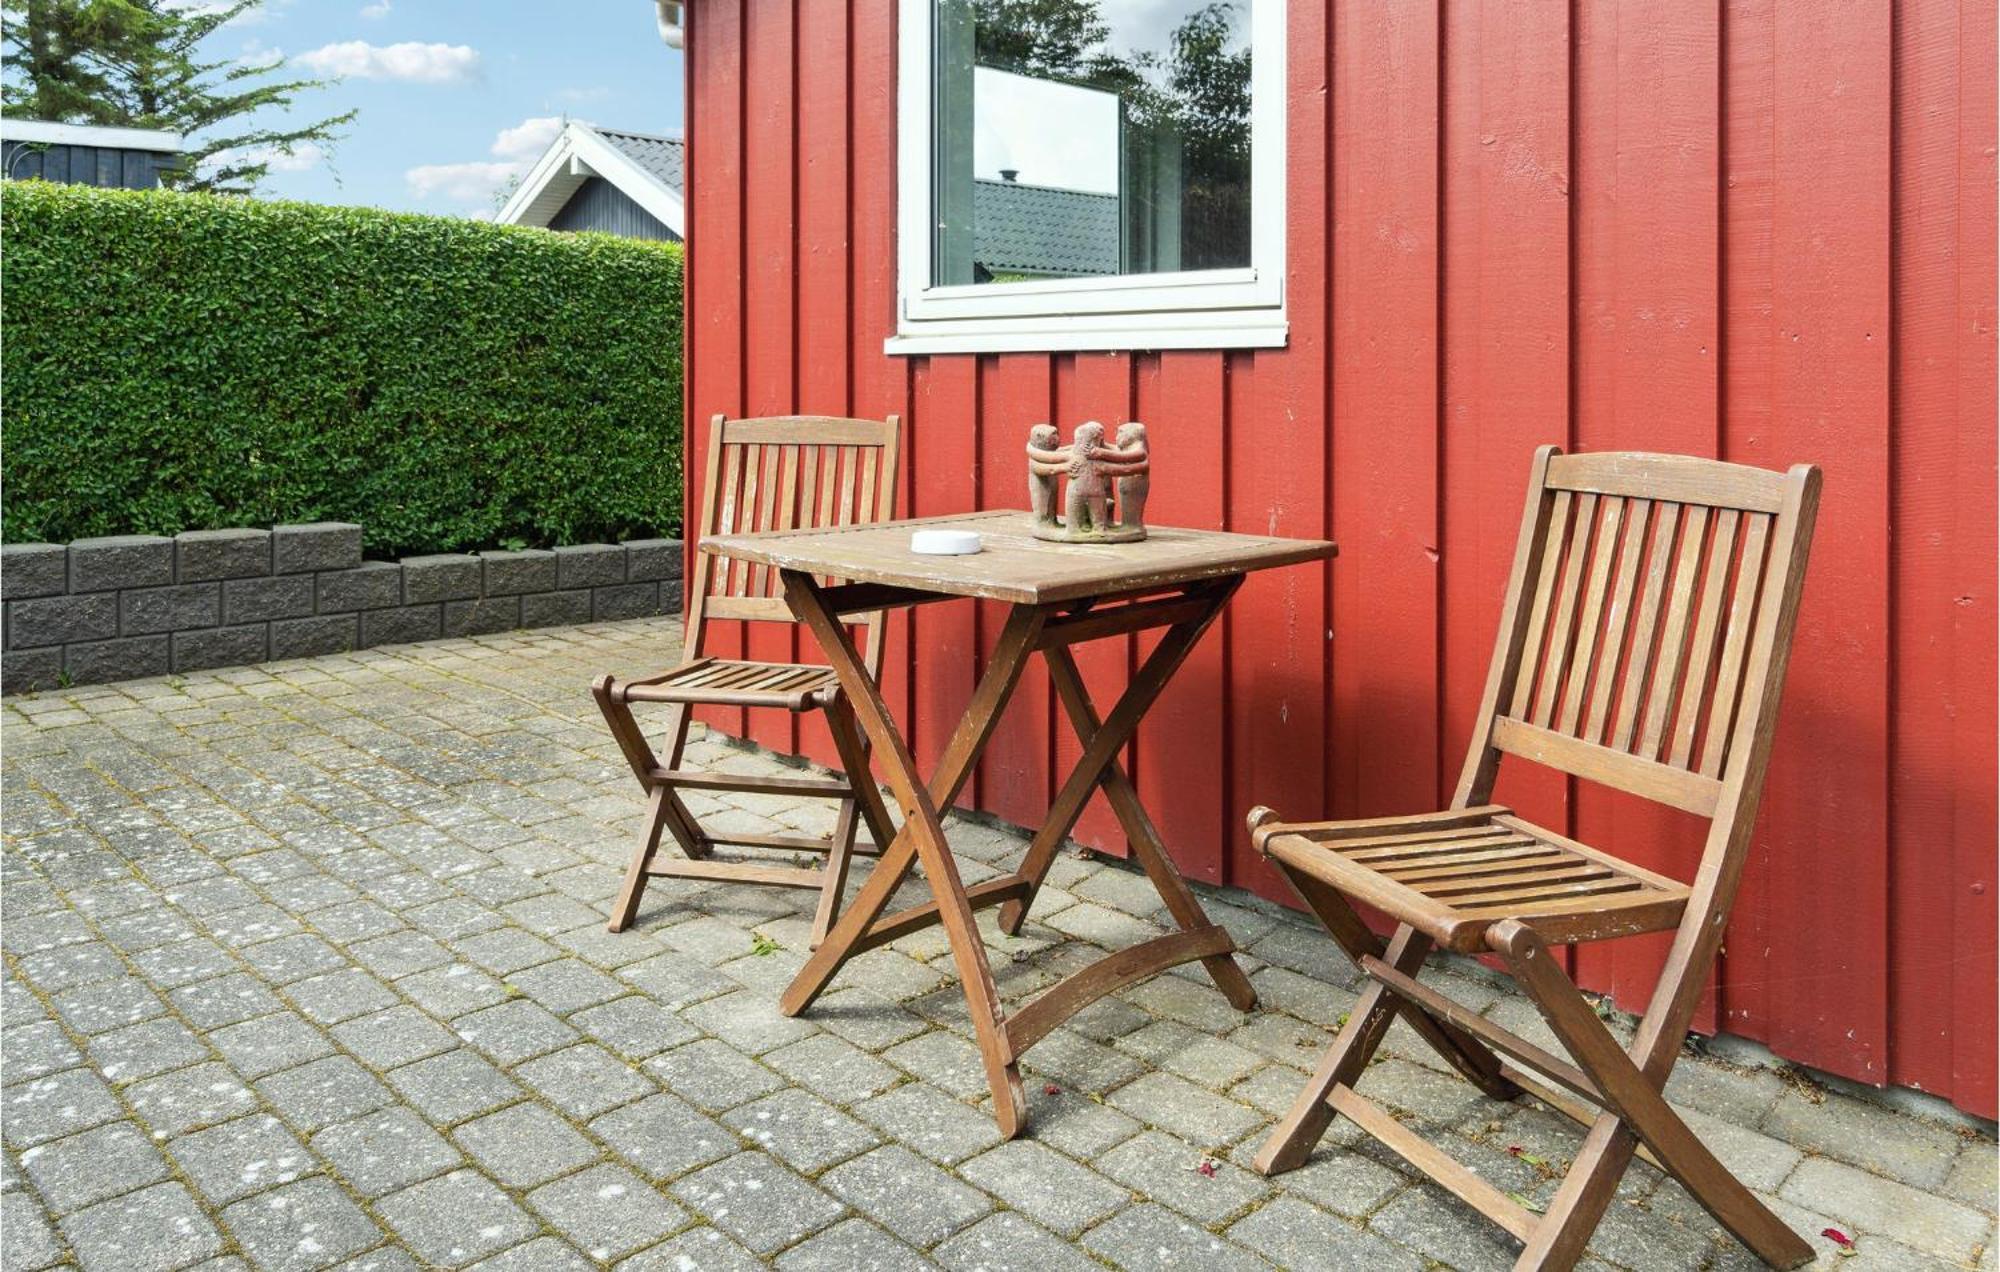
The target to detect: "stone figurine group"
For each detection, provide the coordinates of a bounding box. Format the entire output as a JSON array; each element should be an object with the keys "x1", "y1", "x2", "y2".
[{"x1": 1026, "y1": 421, "x2": 1151, "y2": 543}]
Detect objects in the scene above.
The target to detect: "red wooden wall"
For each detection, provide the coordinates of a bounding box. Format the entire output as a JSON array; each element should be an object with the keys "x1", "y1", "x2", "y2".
[{"x1": 682, "y1": 0, "x2": 1998, "y2": 1117}]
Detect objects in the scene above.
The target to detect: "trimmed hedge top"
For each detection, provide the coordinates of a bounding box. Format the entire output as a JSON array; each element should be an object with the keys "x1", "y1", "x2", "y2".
[{"x1": 2, "y1": 180, "x2": 682, "y2": 555}]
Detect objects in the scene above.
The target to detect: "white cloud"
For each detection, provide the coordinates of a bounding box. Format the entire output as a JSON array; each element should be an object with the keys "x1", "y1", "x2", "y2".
[
  {"x1": 295, "y1": 40, "x2": 479, "y2": 84},
  {"x1": 403, "y1": 114, "x2": 577, "y2": 204},
  {"x1": 199, "y1": 140, "x2": 324, "y2": 178},
  {"x1": 359, "y1": 0, "x2": 391, "y2": 18},
  {"x1": 404, "y1": 160, "x2": 521, "y2": 202},
  {"x1": 491, "y1": 115, "x2": 564, "y2": 162}
]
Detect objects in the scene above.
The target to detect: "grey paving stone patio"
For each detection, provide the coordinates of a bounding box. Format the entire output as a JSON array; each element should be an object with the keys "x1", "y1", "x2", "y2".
[{"x1": 2, "y1": 615, "x2": 1992, "y2": 1270}]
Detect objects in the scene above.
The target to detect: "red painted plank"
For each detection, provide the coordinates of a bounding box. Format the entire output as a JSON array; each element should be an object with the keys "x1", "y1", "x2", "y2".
[
  {"x1": 846, "y1": 0, "x2": 914, "y2": 752},
  {"x1": 686, "y1": 0, "x2": 747, "y2": 739},
  {"x1": 738, "y1": 0, "x2": 800, "y2": 756},
  {"x1": 1062, "y1": 352, "x2": 1138, "y2": 857},
  {"x1": 1135, "y1": 353, "x2": 1230, "y2": 884},
  {"x1": 1565, "y1": 0, "x2": 1721, "y2": 1028},
  {"x1": 1726, "y1": 0, "x2": 1893, "y2": 1085},
  {"x1": 975, "y1": 354, "x2": 1054, "y2": 829},
  {"x1": 1887, "y1": 0, "x2": 1998, "y2": 1117},
  {"x1": 908, "y1": 357, "x2": 981, "y2": 801},
  {"x1": 1224, "y1": 0, "x2": 1331, "y2": 898},
  {"x1": 1438, "y1": 0, "x2": 1571, "y2": 828},
  {"x1": 1329, "y1": 0, "x2": 1441, "y2": 824},
  {"x1": 791, "y1": 0, "x2": 852, "y2": 773}
]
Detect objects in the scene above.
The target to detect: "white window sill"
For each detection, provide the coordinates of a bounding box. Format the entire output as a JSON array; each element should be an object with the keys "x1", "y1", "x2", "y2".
[{"x1": 885, "y1": 309, "x2": 1288, "y2": 355}]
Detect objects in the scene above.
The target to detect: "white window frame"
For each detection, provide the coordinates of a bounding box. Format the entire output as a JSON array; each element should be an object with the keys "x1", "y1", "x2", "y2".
[{"x1": 887, "y1": 0, "x2": 1287, "y2": 355}]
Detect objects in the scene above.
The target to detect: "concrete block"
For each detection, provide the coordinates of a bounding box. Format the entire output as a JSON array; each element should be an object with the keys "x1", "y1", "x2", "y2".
[
  {"x1": 222, "y1": 574, "x2": 315, "y2": 625},
  {"x1": 478, "y1": 549, "x2": 558, "y2": 596},
  {"x1": 1, "y1": 648, "x2": 63, "y2": 694},
  {"x1": 66, "y1": 635, "x2": 171, "y2": 686},
  {"x1": 623, "y1": 538, "x2": 684, "y2": 584},
  {"x1": 7, "y1": 592, "x2": 118, "y2": 648},
  {"x1": 592, "y1": 582, "x2": 659, "y2": 621},
  {"x1": 555, "y1": 544, "x2": 625, "y2": 589},
  {"x1": 520, "y1": 590, "x2": 590, "y2": 628},
  {"x1": 359, "y1": 604, "x2": 441, "y2": 647},
  {"x1": 69, "y1": 535, "x2": 173, "y2": 592},
  {"x1": 175, "y1": 529, "x2": 271, "y2": 582},
  {"x1": 171, "y1": 624, "x2": 268, "y2": 673},
  {"x1": 401, "y1": 554, "x2": 482, "y2": 604},
  {"x1": 442, "y1": 596, "x2": 520, "y2": 637},
  {"x1": 272, "y1": 523, "x2": 362, "y2": 574},
  {"x1": 1, "y1": 544, "x2": 67, "y2": 599},
  {"x1": 270, "y1": 615, "x2": 358, "y2": 660},
  {"x1": 316, "y1": 562, "x2": 402, "y2": 612},
  {"x1": 121, "y1": 583, "x2": 221, "y2": 635}
]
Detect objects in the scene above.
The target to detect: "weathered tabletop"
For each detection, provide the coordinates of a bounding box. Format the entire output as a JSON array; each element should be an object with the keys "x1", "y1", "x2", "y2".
[
  {"x1": 703, "y1": 509, "x2": 1333, "y2": 604},
  {"x1": 702, "y1": 509, "x2": 1334, "y2": 1137}
]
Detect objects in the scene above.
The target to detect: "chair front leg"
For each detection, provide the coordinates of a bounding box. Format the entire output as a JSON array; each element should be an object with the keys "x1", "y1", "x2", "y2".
[
  {"x1": 1490, "y1": 921, "x2": 1812, "y2": 1270},
  {"x1": 1254, "y1": 915, "x2": 1433, "y2": 1175},
  {"x1": 607, "y1": 786, "x2": 671, "y2": 933}
]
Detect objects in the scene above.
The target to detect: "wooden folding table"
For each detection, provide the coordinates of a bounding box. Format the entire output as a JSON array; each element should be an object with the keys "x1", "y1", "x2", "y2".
[{"x1": 703, "y1": 509, "x2": 1333, "y2": 1136}]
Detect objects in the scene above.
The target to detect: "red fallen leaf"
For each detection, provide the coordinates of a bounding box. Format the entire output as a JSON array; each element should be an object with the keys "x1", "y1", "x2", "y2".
[
  {"x1": 1507, "y1": 1145, "x2": 1524, "y2": 1156},
  {"x1": 1043, "y1": 1083, "x2": 1061, "y2": 1096},
  {"x1": 1195, "y1": 1159, "x2": 1218, "y2": 1178},
  {"x1": 1821, "y1": 1228, "x2": 1855, "y2": 1248}
]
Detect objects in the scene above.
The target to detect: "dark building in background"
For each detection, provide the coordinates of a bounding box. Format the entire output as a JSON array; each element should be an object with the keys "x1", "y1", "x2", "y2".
[
  {"x1": 497, "y1": 122, "x2": 683, "y2": 242},
  {"x1": 2, "y1": 120, "x2": 184, "y2": 189}
]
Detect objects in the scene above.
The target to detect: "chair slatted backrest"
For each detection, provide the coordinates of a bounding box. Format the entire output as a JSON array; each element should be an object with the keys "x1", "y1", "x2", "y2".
[
  {"x1": 1454, "y1": 448, "x2": 1821, "y2": 846},
  {"x1": 684, "y1": 414, "x2": 902, "y2": 671}
]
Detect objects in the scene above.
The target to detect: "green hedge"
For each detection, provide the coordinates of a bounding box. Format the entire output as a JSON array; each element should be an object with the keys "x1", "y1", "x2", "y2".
[{"x1": 1, "y1": 181, "x2": 682, "y2": 555}]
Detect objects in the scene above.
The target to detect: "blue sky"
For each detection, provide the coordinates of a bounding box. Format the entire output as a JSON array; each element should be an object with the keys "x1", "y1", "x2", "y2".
[{"x1": 226, "y1": 1, "x2": 684, "y2": 215}]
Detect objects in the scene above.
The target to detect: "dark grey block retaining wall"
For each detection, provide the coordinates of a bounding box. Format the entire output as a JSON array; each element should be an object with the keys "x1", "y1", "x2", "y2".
[{"x1": 1, "y1": 524, "x2": 683, "y2": 694}]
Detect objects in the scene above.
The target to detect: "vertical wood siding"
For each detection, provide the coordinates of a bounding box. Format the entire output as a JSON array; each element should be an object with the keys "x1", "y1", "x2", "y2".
[{"x1": 684, "y1": 0, "x2": 1998, "y2": 1116}]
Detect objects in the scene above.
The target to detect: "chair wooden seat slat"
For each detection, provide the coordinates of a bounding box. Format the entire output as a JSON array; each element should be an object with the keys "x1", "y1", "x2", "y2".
[
  {"x1": 593, "y1": 414, "x2": 902, "y2": 946},
  {"x1": 1248, "y1": 446, "x2": 1822, "y2": 1271}
]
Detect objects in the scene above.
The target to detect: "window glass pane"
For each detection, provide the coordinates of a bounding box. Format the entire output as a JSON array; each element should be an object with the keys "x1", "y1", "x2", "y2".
[{"x1": 932, "y1": 0, "x2": 1254, "y2": 287}]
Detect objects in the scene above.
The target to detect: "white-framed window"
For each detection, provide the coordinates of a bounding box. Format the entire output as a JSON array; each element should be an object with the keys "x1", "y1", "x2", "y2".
[{"x1": 889, "y1": 0, "x2": 1286, "y2": 355}]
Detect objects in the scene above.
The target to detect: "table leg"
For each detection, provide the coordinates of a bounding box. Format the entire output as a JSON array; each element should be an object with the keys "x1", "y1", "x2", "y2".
[
  {"x1": 998, "y1": 580, "x2": 1240, "y2": 939},
  {"x1": 779, "y1": 571, "x2": 1044, "y2": 1135},
  {"x1": 1042, "y1": 646, "x2": 1259, "y2": 1012}
]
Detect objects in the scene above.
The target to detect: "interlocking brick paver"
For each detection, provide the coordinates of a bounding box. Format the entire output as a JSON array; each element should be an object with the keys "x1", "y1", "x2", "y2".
[
  {"x1": 820, "y1": 1144, "x2": 993, "y2": 1246},
  {"x1": 670, "y1": 1151, "x2": 846, "y2": 1255},
  {"x1": 854, "y1": 1082, "x2": 1003, "y2": 1166},
  {"x1": 774, "y1": 1218, "x2": 932, "y2": 1271},
  {"x1": 529, "y1": 1164, "x2": 685, "y2": 1262},
  {"x1": 126, "y1": 1062, "x2": 260, "y2": 1137},
  {"x1": 377, "y1": 1169, "x2": 539, "y2": 1268},
  {"x1": 211, "y1": 1012, "x2": 336, "y2": 1079},
  {"x1": 58, "y1": 1180, "x2": 224, "y2": 1272},
  {"x1": 170, "y1": 1113, "x2": 312, "y2": 1206},
  {"x1": 0, "y1": 1189, "x2": 64, "y2": 1271},
  {"x1": 589, "y1": 1092, "x2": 736, "y2": 1181},
  {"x1": 451, "y1": 998, "x2": 580, "y2": 1066},
  {"x1": 451, "y1": 1101, "x2": 600, "y2": 1188},
  {"x1": 933, "y1": 1212, "x2": 1098, "y2": 1272},
  {"x1": 383, "y1": 1049, "x2": 520, "y2": 1124},
  {"x1": 257, "y1": 1056, "x2": 395, "y2": 1132},
  {"x1": 3, "y1": 616, "x2": 1990, "y2": 1272},
  {"x1": 19, "y1": 1120, "x2": 171, "y2": 1212},
  {"x1": 1083, "y1": 1201, "x2": 1274, "y2": 1271},
  {"x1": 723, "y1": 1088, "x2": 880, "y2": 1172},
  {"x1": 516, "y1": 1042, "x2": 653, "y2": 1119},
  {"x1": 4, "y1": 1068, "x2": 125, "y2": 1147},
  {"x1": 311, "y1": 1107, "x2": 462, "y2": 1198},
  {"x1": 958, "y1": 1141, "x2": 1127, "y2": 1238},
  {"x1": 220, "y1": 1177, "x2": 381, "y2": 1272}
]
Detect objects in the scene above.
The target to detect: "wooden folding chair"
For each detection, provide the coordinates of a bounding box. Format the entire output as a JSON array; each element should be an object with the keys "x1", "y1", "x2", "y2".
[
  {"x1": 593, "y1": 414, "x2": 902, "y2": 946},
  {"x1": 1247, "y1": 448, "x2": 1821, "y2": 1271}
]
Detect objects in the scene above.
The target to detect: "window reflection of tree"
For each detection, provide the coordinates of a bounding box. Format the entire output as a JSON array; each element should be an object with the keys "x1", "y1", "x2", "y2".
[{"x1": 966, "y1": 0, "x2": 1251, "y2": 274}]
